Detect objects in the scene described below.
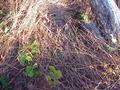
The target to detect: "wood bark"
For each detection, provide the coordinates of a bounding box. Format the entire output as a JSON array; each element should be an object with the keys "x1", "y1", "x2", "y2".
[{"x1": 90, "y1": 0, "x2": 120, "y2": 44}]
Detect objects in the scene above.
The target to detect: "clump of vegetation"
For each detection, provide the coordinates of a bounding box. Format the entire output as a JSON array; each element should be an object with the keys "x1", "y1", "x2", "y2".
[
  {"x1": 46, "y1": 66, "x2": 62, "y2": 86},
  {"x1": 18, "y1": 40, "x2": 40, "y2": 78},
  {"x1": 80, "y1": 14, "x2": 88, "y2": 22},
  {"x1": 18, "y1": 40, "x2": 40, "y2": 65},
  {"x1": 0, "y1": 76, "x2": 8, "y2": 90},
  {"x1": 23, "y1": 63, "x2": 39, "y2": 78},
  {"x1": 18, "y1": 52, "x2": 32, "y2": 65}
]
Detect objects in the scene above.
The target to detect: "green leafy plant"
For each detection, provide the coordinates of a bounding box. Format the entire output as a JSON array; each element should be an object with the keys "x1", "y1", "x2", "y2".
[
  {"x1": 46, "y1": 66, "x2": 62, "y2": 86},
  {"x1": 18, "y1": 40, "x2": 40, "y2": 65},
  {"x1": 20, "y1": 40, "x2": 40, "y2": 55},
  {"x1": 18, "y1": 40, "x2": 40, "y2": 78},
  {"x1": 0, "y1": 76, "x2": 8, "y2": 90},
  {"x1": 18, "y1": 52, "x2": 32, "y2": 65},
  {"x1": 80, "y1": 14, "x2": 88, "y2": 22},
  {"x1": 31, "y1": 40, "x2": 40, "y2": 55},
  {"x1": 23, "y1": 63, "x2": 39, "y2": 78}
]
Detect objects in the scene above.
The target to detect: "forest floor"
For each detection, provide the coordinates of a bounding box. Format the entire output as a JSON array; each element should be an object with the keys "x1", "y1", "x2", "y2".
[{"x1": 0, "y1": 0, "x2": 120, "y2": 90}]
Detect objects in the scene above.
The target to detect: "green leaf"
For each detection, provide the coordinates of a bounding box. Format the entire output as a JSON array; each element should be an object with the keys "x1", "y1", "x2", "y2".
[
  {"x1": 24, "y1": 66, "x2": 34, "y2": 78},
  {"x1": 55, "y1": 70, "x2": 62, "y2": 80},
  {"x1": 80, "y1": 14, "x2": 88, "y2": 22},
  {"x1": 47, "y1": 66, "x2": 62, "y2": 86},
  {"x1": 0, "y1": 76, "x2": 8, "y2": 90},
  {"x1": 18, "y1": 53, "x2": 26, "y2": 65},
  {"x1": 32, "y1": 40, "x2": 39, "y2": 46},
  {"x1": 18, "y1": 52, "x2": 32, "y2": 65},
  {"x1": 31, "y1": 47, "x2": 40, "y2": 54},
  {"x1": 33, "y1": 63, "x2": 38, "y2": 69},
  {"x1": 33, "y1": 71, "x2": 39, "y2": 77},
  {"x1": 31, "y1": 40, "x2": 40, "y2": 55},
  {"x1": 23, "y1": 65, "x2": 39, "y2": 78},
  {"x1": 49, "y1": 66, "x2": 56, "y2": 72},
  {"x1": 49, "y1": 70, "x2": 62, "y2": 80},
  {"x1": 46, "y1": 76, "x2": 55, "y2": 86},
  {"x1": 26, "y1": 55, "x2": 32, "y2": 62}
]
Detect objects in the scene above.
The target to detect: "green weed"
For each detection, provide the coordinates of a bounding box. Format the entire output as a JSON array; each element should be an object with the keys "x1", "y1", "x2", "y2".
[
  {"x1": 80, "y1": 14, "x2": 88, "y2": 22},
  {"x1": 0, "y1": 76, "x2": 8, "y2": 90},
  {"x1": 18, "y1": 52, "x2": 32, "y2": 65},
  {"x1": 18, "y1": 40, "x2": 40, "y2": 78},
  {"x1": 18, "y1": 40, "x2": 40, "y2": 65},
  {"x1": 31, "y1": 40, "x2": 40, "y2": 55},
  {"x1": 23, "y1": 63, "x2": 39, "y2": 78},
  {"x1": 46, "y1": 66, "x2": 62, "y2": 86}
]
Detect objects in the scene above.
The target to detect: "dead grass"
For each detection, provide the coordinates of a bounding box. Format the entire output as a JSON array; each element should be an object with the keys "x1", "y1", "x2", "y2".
[{"x1": 0, "y1": 0, "x2": 120, "y2": 90}]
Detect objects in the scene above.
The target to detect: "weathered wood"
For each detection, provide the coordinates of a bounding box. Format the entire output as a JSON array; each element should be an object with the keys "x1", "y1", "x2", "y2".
[{"x1": 90, "y1": 0, "x2": 120, "y2": 44}]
